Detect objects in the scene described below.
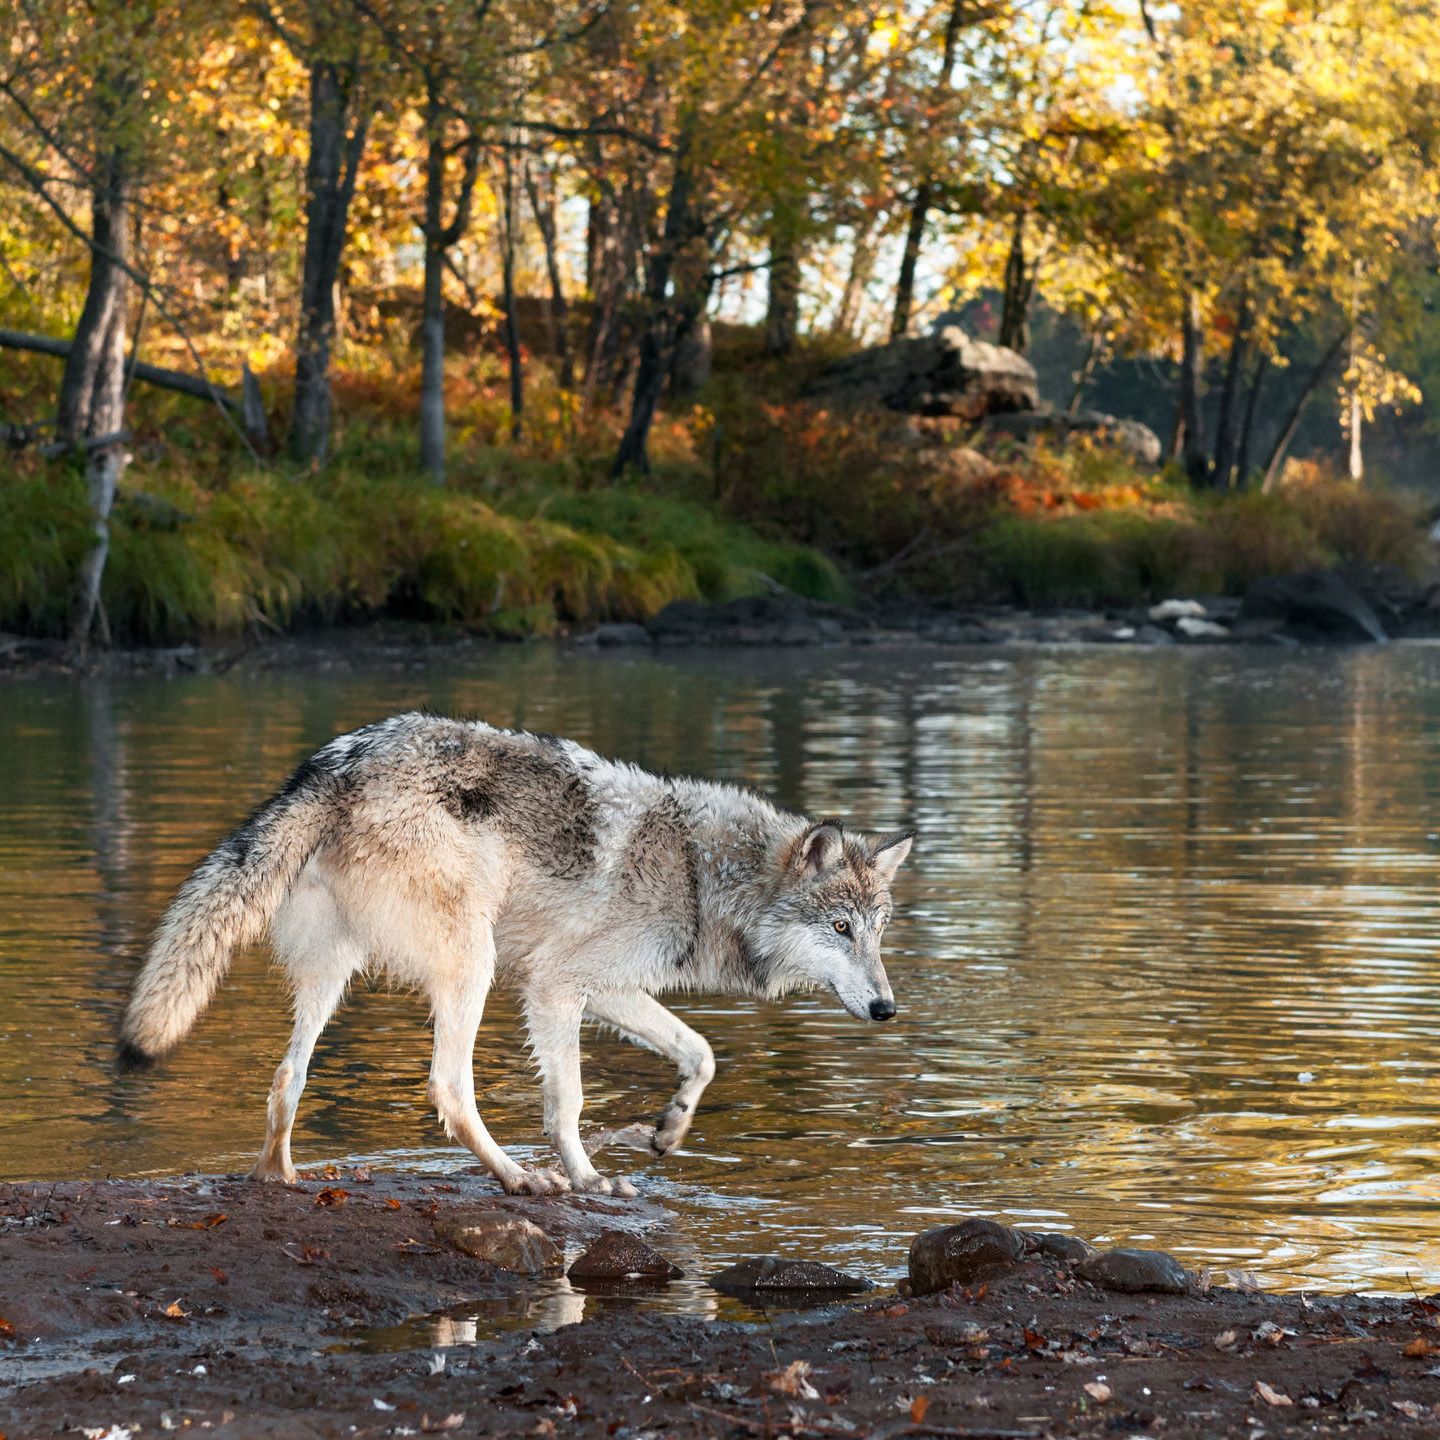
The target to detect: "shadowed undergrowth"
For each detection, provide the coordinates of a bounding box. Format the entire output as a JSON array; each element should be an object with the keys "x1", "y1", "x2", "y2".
[{"x1": 0, "y1": 341, "x2": 1429, "y2": 644}]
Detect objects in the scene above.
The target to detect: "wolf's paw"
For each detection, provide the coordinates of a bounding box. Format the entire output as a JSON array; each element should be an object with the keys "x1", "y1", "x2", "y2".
[
  {"x1": 504, "y1": 1167, "x2": 571, "y2": 1197},
  {"x1": 249, "y1": 1163, "x2": 296, "y2": 1186},
  {"x1": 573, "y1": 1174, "x2": 639, "y2": 1198},
  {"x1": 249, "y1": 1160, "x2": 297, "y2": 1184},
  {"x1": 650, "y1": 1101, "x2": 693, "y2": 1157}
]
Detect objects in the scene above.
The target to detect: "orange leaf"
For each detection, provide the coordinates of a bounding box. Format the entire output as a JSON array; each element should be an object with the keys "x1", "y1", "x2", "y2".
[
  {"x1": 910, "y1": 1396, "x2": 930, "y2": 1424},
  {"x1": 315, "y1": 1188, "x2": 348, "y2": 1207},
  {"x1": 385, "y1": 1197, "x2": 403, "y2": 1211}
]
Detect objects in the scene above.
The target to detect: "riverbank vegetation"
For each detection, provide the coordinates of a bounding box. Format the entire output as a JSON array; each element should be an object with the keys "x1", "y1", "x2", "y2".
[{"x1": 2, "y1": 0, "x2": 1437, "y2": 645}]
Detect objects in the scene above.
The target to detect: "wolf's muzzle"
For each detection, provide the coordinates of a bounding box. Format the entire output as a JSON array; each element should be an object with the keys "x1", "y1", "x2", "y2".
[{"x1": 868, "y1": 998, "x2": 897, "y2": 1022}]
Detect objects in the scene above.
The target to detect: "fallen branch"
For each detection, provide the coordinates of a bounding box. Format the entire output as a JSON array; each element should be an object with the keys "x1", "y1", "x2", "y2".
[{"x1": 0, "y1": 328, "x2": 240, "y2": 412}]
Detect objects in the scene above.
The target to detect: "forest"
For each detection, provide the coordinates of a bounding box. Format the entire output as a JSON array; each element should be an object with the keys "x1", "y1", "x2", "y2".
[{"x1": 3, "y1": 0, "x2": 1439, "y2": 648}]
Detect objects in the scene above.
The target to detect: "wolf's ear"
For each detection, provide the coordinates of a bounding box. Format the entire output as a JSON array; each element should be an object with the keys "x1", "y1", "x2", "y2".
[
  {"x1": 793, "y1": 819, "x2": 846, "y2": 878},
  {"x1": 868, "y1": 829, "x2": 915, "y2": 885}
]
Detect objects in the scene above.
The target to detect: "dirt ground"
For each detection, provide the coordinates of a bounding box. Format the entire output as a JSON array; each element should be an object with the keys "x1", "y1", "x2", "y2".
[{"x1": 5, "y1": 1175, "x2": 1440, "y2": 1440}]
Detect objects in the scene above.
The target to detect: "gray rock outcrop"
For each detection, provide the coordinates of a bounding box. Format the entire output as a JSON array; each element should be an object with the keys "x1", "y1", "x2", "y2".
[{"x1": 807, "y1": 324, "x2": 1039, "y2": 419}]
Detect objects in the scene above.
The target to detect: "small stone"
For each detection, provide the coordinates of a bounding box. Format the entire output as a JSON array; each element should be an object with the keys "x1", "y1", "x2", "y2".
[
  {"x1": 1076, "y1": 1247, "x2": 1191, "y2": 1295},
  {"x1": 908, "y1": 1220, "x2": 1027, "y2": 1297},
  {"x1": 1176, "y1": 616, "x2": 1230, "y2": 640},
  {"x1": 436, "y1": 1214, "x2": 561, "y2": 1275},
  {"x1": 709, "y1": 1256, "x2": 871, "y2": 1295},
  {"x1": 1027, "y1": 1232, "x2": 1098, "y2": 1265},
  {"x1": 1149, "y1": 598, "x2": 1207, "y2": 622},
  {"x1": 567, "y1": 1230, "x2": 682, "y2": 1283}
]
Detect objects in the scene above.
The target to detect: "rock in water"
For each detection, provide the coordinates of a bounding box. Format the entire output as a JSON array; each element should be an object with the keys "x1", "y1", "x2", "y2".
[
  {"x1": 805, "y1": 324, "x2": 1039, "y2": 419},
  {"x1": 436, "y1": 1214, "x2": 561, "y2": 1275},
  {"x1": 567, "y1": 1231, "x2": 683, "y2": 1283},
  {"x1": 908, "y1": 1219, "x2": 1027, "y2": 1296},
  {"x1": 709, "y1": 1256, "x2": 871, "y2": 1296},
  {"x1": 1239, "y1": 571, "x2": 1390, "y2": 643},
  {"x1": 1076, "y1": 1247, "x2": 1191, "y2": 1295}
]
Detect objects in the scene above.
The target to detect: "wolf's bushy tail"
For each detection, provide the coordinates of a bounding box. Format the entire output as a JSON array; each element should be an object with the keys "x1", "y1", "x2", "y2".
[{"x1": 118, "y1": 783, "x2": 332, "y2": 1068}]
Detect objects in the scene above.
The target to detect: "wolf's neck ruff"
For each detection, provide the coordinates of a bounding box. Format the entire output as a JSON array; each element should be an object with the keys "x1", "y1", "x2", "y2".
[{"x1": 118, "y1": 712, "x2": 914, "y2": 1197}]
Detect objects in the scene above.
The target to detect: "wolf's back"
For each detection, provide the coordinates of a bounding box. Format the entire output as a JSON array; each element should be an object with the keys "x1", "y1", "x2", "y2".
[{"x1": 118, "y1": 769, "x2": 336, "y2": 1067}]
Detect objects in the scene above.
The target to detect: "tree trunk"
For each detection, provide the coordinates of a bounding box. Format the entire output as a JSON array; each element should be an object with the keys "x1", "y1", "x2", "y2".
[
  {"x1": 61, "y1": 146, "x2": 132, "y2": 651},
  {"x1": 833, "y1": 223, "x2": 876, "y2": 337},
  {"x1": 289, "y1": 59, "x2": 369, "y2": 465},
  {"x1": 1234, "y1": 353, "x2": 1269, "y2": 487},
  {"x1": 669, "y1": 239, "x2": 713, "y2": 397},
  {"x1": 997, "y1": 213, "x2": 1031, "y2": 352},
  {"x1": 1210, "y1": 292, "x2": 1249, "y2": 489},
  {"x1": 889, "y1": 0, "x2": 967, "y2": 341},
  {"x1": 58, "y1": 151, "x2": 131, "y2": 444},
  {"x1": 614, "y1": 151, "x2": 701, "y2": 475},
  {"x1": 526, "y1": 162, "x2": 574, "y2": 390},
  {"x1": 583, "y1": 188, "x2": 631, "y2": 411},
  {"x1": 890, "y1": 180, "x2": 931, "y2": 341},
  {"x1": 1261, "y1": 331, "x2": 1347, "y2": 491},
  {"x1": 1346, "y1": 327, "x2": 1364, "y2": 481},
  {"x1": 1178, "y1": 290, "x2": 1208, "y2": 486},
  {"x1": 1068, "y1": 330, "x2": 1101, "y2": 414},
  {"x1": 419, "y1": 97, "x2": 448, "y2": 483},
  {"x1": 764, "y1": 228, "x2": 801, "y2": 357},
  {"x1": 498, "y1": 145, "x2": 523, "y2": 443}
]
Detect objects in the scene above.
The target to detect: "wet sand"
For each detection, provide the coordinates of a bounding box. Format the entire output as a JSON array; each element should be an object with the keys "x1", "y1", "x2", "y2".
[{"x1": 4, "y1": 1174, "x2": 1440, "y2": 1439}]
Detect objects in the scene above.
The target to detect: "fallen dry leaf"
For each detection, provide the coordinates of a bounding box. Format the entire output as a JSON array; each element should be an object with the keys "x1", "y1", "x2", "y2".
[
  {"x1": 385, "y1": 1197, "x2": 403, "y2": 1210},
  {"x1": 162, "y1": 1300, "x2": 189, "y2": 1318},
  {"x1": 910, "y1": 1395, "x2": 929, "y2": 1423},
  {"x1": 766, "y1": 1360, "x2": 819, "y2": 1400},
  {"x1": 419, "y1": 1418, "x2": 464, "y2": 1435},
  {"x1": 314, "y1": 1187, "x2": 348, "y2": 1208},
  {"x1": 208, "y1": 1267, "x2": 228, "y2": 1286},
  {"x1": 281, "y1": 1244, "x2": 328, "y2": 1266},
  {"x1": 1393, "y1": 1399, "x2": 1425, "y2": 1419},
  {"x1": 168, "y1": 1213, "x2": 228, "y2": 1231},
  {"x1": 0, "y1": 1318, "x2": 14, "y2": 1340},
  {"x1": 1404, "y1": 1337, "x2": 1438, "y2": 1358},
  {"x1": 1254, "y1": 1380, "x2": 1293, "y2": 1407},
  {"x1": 1083, "y1": 1382, "x2": 1111, "y2": 1404},
  {"x1": 1213, "y1": 1329, "x2": 1238, "y2": 1350}
]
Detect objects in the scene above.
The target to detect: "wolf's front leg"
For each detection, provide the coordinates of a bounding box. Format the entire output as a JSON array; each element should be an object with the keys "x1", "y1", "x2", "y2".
[
  {"x1": 525, "y1": 986, "x2": 638, "y2": 1197},
  {"x1": 583, "y1": 991, "x2": 715, "y2": 1156}
]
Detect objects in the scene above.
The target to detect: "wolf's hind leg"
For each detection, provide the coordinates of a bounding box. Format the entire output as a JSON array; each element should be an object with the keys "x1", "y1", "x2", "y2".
[
  {"x1": 253, "y1": 881, "x2": 361, "y2": 1183},
  {"x1": 525, "y1": 987, "x2": 637, "y2": 1197},
  {"x1": 583, "y1": 991, "x2": 715, "y2": 1157},
  {"x1": 427, "y1": 937, "x2": 569, "y2": 1197}
]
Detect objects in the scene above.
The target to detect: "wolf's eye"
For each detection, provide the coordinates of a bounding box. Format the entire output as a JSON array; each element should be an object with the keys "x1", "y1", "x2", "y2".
[{"x1": 833, "y1": 919, "x2": 850, "y2": 935}]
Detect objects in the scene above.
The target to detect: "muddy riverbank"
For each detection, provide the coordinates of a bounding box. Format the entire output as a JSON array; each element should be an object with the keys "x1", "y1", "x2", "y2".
[{"x1": 5, "y1": 1175, "x2": 1440, "y2": 1439}]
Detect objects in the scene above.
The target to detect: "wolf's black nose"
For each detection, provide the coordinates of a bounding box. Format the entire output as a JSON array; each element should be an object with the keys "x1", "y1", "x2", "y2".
[{"x1": 869, "y1": 998, "x2": 897, "y2": 1022}]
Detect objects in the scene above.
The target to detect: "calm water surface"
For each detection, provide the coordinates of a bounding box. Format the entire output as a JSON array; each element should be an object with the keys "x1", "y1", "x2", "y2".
[{"x1": 5, "y1": 643, "x2": 1440, "y2": 1301}]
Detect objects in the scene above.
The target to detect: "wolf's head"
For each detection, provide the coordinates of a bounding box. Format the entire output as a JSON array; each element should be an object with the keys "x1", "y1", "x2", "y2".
[{"x1": 759, "y1": 820, "x2": 914, "y2": 1022}]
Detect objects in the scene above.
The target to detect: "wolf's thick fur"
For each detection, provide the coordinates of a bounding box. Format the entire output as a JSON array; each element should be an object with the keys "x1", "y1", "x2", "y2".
[{"x1": 120, "y1": 713, "x2": 914, "y2": 1195}]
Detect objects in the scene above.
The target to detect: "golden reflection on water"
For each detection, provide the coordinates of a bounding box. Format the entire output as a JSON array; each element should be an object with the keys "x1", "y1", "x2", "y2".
[{"x1": 4, "y1": 644, "x2": 1440, "y2": 1294}]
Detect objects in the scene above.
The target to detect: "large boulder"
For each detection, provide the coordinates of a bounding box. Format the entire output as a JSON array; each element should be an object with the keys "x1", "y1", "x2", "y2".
[
  {"x1": 908, "y1": 1219, "x2": 1028, "y2": 1296},
  {"x1": 1239, "y1": 570, "x2": 1390, "y2": 643},
  {"x1": 709, "y1": 1256, "x2": 871, "y2": 1297},
  {"x1": 982, "y1": 408, "x2": 1163, "y2": 467},
  {"x1": 806, "y1": 324, "x2": 1039, "y2": 420}
]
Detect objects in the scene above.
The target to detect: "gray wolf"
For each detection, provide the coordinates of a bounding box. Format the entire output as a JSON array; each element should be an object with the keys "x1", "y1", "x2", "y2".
[{"x1": 118, "y1": 713, "x2": 914, "y2": 1196}]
